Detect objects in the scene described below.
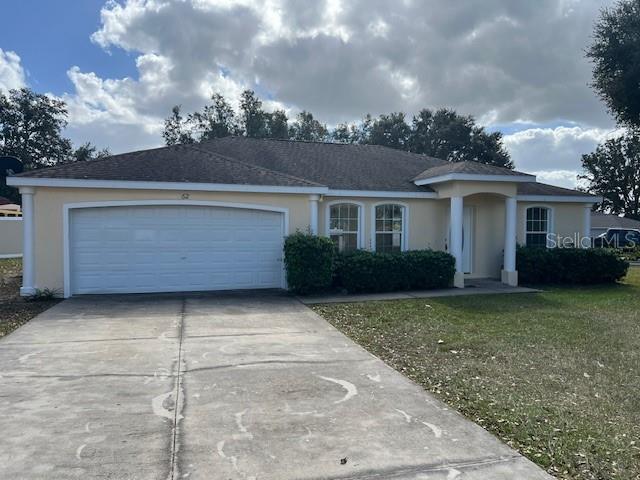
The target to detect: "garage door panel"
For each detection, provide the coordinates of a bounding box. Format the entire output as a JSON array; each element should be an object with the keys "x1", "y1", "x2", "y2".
[{"x1": 70, "y1": 205, "x2": 284, "y2": 295}]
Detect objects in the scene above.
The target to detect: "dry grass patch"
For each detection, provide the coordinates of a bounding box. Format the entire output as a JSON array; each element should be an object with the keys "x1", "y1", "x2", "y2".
[{"x1": 0, "y1": 258, "x2": 59, "y2": 338}]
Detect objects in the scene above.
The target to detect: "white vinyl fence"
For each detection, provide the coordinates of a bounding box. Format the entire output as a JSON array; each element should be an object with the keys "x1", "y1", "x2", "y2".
[{"x1": 0, "y1": 218, "x2": 22, "y2": 258}]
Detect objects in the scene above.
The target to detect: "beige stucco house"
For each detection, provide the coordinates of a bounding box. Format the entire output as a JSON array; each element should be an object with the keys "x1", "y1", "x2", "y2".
[{"x1": 7, "y1": 137, "x2": 600, "y2": 297}]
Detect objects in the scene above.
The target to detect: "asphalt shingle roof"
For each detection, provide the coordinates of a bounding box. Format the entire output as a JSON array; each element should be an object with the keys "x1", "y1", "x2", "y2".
[
  {"x1": 516, "y1": 182, "x2": 595, "y2": 197},
  {"x1": 591, "y1": 213, "x2": 640, "y2": 229},
  {"x1": 199, "y1": 137, "x2": 446, "y2": 192},
  {"x1": 14, "y1": 136, "x2": 595, "y2": 198},
  {"x1": 16, "y1": 144, "x2": 323, "y2": 187},
  {"x1": 413, "y1": 160, "x2": 534, "y2": 181}
]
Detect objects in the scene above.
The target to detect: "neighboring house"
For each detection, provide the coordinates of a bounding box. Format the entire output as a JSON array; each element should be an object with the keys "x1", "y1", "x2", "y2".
[
  {"x1": 591, "y1": 212, "x2": 640, "y2": 238},
  {"x1": 0, "y1": 196, "x2": 21, "y2": 217},
  {"x1": 7, "y1": 137, "x2": 599, "y2": 297}
]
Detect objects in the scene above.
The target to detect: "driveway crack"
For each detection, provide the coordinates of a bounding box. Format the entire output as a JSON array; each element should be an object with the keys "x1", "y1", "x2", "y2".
[{"x1": 168, "y1": 297, "x2": 187, "y2": 480}]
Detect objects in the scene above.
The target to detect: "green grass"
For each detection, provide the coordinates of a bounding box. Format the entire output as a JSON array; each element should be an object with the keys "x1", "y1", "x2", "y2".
[{"x1": 313, "y1": 268, "x2": 640, "y2": 480}]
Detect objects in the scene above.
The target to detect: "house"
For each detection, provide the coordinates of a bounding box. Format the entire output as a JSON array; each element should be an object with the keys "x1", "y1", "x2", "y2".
[
  {"x1": 0, "y1": 196, "x2": 21, "y2": 217},
  {"x1": 7, "y1": 137, "x2": 600, "y2": 297},
  {"x1": 591, "y1": 212, "x2": 640, "y2": 238}
]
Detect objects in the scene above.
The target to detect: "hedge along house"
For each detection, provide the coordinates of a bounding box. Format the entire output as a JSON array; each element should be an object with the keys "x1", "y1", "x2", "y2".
[{"x1": 7, "y1": 137, "x2": 600, "y2": 297}]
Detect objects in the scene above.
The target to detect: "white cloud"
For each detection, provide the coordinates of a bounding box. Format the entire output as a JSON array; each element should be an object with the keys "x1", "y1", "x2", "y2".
[
  {"x1": 503, "y1": 125, "x2": 621, "y2": 172},
  {"x1": 529, "y1": 170, "x2": 580, "y2": 190},
  {"x1": 45, "y1": 0, "x2": 621, "y2": 163},
  {"x1": 503, "y1": 126, "x2": 623, "y2": 188},
  {"x1": 0, "y1": 49, "x2": 26, "y2": 92}
]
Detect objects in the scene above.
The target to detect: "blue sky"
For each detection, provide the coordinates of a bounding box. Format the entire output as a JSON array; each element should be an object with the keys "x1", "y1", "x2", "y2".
[
  {"x1": 0, "y1": 0, "x2": 619, "y2": 188},
  {"x1": 0, "y1": 1, "x2": 137, "y2": 94}
]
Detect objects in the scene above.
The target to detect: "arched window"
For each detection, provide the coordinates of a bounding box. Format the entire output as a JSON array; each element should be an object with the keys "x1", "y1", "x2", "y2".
[
  {"x1": 328, "y1": 203, "x2": 360, "y2": 252},
  {"x1": 525, "y1": 206, "x2": 551, "y2": 247},
  {"x1": 374, "y1": 204, "x2": 405, "y2": 253}
]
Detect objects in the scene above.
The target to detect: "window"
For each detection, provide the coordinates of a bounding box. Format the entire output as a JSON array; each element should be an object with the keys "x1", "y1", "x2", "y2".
[
  {"x1": 329, "y1": 203, "x2": 360, "y2": 252},
  {"x1": 525, "y1": 207, "x2": 550, "y2": 247},
  {"x1": 375, "y1": 204, "x2": 404, "y2": 253}
]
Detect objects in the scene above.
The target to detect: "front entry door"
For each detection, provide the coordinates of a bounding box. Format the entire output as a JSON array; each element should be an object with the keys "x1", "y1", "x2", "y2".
[{"x1": 462, "y1": 206, "x2": 474, "y2": 274}]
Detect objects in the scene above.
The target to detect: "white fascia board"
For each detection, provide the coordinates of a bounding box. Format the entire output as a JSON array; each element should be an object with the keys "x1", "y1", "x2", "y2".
[
  {"x1": 516, "y1": 194, "x2": 602, "y2": 203},
  {"x1": 327, "y1": 189, "x2": 438, "y2": 198},
  {"x1": 414, "y1": 173, "x2": 536, "y2": 186},
  {"x1": 6, "y1": 177, "x2": 329, "y2": 194}
]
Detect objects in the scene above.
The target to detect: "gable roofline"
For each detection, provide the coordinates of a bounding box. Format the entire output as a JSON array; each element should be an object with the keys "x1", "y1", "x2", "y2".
[
  {"x1": 412, "y1": 159, "x2": 536, "y2": 185},
  {"x1": 415, "y1": 173, "x2": 536, "y2": 186}
]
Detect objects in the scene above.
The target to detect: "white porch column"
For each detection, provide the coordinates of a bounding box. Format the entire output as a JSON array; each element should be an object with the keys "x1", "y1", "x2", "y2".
[
  {"x1": 582, "y1": 204, "x2": 592, "y2": 248},
  {"x1": 450, "y1": 196, "x2": 464, "y2": 288},
  {"x1": 501, "y1": 196, "x2": 518, "y2": 287},
  {"x1": 19, "y1": 186, "x2": 36, "y2": 296},
  {"x1": 309, "y1": 194, "x2": 320, "y2": 235}
]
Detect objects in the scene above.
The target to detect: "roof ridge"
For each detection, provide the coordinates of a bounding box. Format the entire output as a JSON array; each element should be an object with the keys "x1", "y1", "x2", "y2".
[
  {"x1": 210, "y1": 136, "x2": 450, "y2": 164},
  {"x1": 186, "y1": 143, "x2": 325, "y2": 187},
  {"x1": 216, "y1": 136, "x2": 351, "y2": 147}
]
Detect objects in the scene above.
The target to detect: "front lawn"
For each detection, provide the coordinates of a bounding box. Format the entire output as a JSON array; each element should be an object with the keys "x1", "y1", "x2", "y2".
[
  {"x1": 0, "y1": 258, "x2": 59, "y2": 338},
  {"x1": 313, "y1": 267, "x2": 640, "y2": 480}
]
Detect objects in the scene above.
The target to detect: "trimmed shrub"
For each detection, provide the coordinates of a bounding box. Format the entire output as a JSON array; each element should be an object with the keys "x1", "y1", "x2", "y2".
[
  {"x1": 335, "y1": 249, "x2": 455, "y2": 293},
  {"x1": 284, "y1": 232, "x2": 335, "y2": 294},
  {"x1": 619, "y1": 247, "x2": 640, "y2": 262},
  {"x1": 517, "y1": 246, "x2": 629, "y2": 285}
]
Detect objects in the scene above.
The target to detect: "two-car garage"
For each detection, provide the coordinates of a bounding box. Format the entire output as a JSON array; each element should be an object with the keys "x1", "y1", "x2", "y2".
[{"x1": 68, "y1": 203, "x2": 286, "y2": 295}]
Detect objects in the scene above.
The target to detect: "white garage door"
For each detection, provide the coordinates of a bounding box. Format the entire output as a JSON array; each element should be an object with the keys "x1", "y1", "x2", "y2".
[{"x1": 70, "y1": 205, "x2": 284, "y2": 295}]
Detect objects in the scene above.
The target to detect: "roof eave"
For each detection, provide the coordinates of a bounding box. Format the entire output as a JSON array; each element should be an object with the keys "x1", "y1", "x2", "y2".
[
  {"x1": 6, "y1": 177, "x2": 329, "y2": 195},
  {"x1": 414, "y1": 173, "x2": 537, "y2": 186},
  {"x1": 516, "y1": 194, "x2": 602, "y2": 204}
]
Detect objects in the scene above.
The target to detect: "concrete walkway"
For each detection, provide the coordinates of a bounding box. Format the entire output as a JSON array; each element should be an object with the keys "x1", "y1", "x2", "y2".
[
  {"x1": 0, "y1": 293, "x2": 551, "y2": 479},
  {"x1": 299, "y1": 278, "x2": 541, "y2": 304}
]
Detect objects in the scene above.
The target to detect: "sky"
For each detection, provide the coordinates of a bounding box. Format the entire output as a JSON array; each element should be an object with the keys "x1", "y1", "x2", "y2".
[{"x1": 0, "y1": 0, "x2": 622, "y2": 189}]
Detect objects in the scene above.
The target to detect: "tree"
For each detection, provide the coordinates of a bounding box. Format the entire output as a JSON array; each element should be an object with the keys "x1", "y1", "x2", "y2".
[
  {"x1": 163, "y1": 105, "x2": 194, "y2": 145},
  {"x1": 0, "y1": 88, "x2": 110, "y2": 202},
  {"x1": 580, "y1": 130, "x2": 640, "y2": 220},
  {"x1": 332, "y1": 115, "x2": 372, "y2": 144},
  {"x1": 366, "y1": 112, "x2": 411, "y2": 150},
  {"x1": 409, "y1": 108, "x2": 513, "y2": 168},
  {"x1": 190, "y1": 93, "x2": 238, "y2": 140},
  {"x1": 239, "y1": 90, "x2": 268, "y2": 138},
  {"x1": 69, "y1": 142, "x2": 111, "y2": 162},
  {"x1": 587, "y1": 0, "x2": 640, "y2": 128},
  {"x1": 289, "y1": 111, "x2": 328, "y2": 142},
  {"x1": 266, "y1": 109, "x2": 289, "y2": 139},
  {"x1": 0, "y1": 88, "x2": 73, "y2": 170},
  {"x1": 163, "y1": 91, "x2": 292, "y2": 143},
  {"x1": 332, "y1": 122, "x2": 358, "y2": 143}
]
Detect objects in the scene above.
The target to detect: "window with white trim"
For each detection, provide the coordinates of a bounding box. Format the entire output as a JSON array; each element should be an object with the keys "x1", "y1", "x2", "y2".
[
  {"x1": 329, "y1": 203, "x2": 359, "y2": 252},
  {"x1": 525, "y1": 207, "x2": 550, "y2": 247},
  {"x1": 375, "y1": 204, "x2": 404, "y2": 253}
]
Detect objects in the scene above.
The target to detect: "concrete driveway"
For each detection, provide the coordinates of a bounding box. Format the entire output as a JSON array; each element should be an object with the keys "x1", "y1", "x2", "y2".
[{"x1": 0, "y1": 293, "x2": 551, "y2": 480}]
